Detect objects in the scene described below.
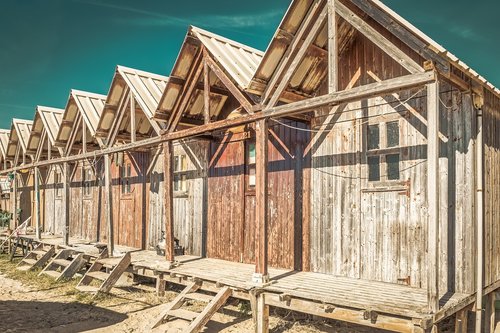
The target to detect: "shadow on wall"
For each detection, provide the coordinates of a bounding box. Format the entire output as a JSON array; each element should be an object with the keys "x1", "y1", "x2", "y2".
[{"x1": 0, "y1": 300, "x2": 128, "y2": 332}]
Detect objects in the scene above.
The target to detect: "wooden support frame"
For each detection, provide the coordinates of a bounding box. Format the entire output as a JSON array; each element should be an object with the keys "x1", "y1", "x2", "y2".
[
  {"x1": 11, "y1": 171, "x2": 17, "y2": 229},
  {"x1": 253, "y1": 119, "x2": 269, "y2": 283},
  {"x1": 426, "y1": 80, "x2": 440, "y2": 313},
  {"x1": 62, "y1": 162, "x2": 70, "y2": 245},
  {"x1": 34, "y1": 166, "x2": 41, "y2": 240},
  {"x1": 334, "y1": 1, "x2": 424, "y2": 74},
  {"x1": 163, "y1": 141, "x2": 175, "y2": 262},
  {"x1": 203, "y1": 58, "x2": 211, "y2": 125},
  {"x1": 130, "y1": 96, "x2": 136, "y2": 143},
  {"x1": 475, "y1": 101, "x2": 484, "y2": 333},
  {"x1": 104, "y1": 154, "x2": 114, "y2": 255},
  {"x1": 328, "y1": 0, "x2": 338, "y2": 94}
]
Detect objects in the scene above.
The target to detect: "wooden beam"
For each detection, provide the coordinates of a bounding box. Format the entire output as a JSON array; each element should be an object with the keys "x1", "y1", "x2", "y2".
[
  {"x1": 475, "y1": 102, "x2": 484, "y2": 333},
  {"x1": 0, "y1": 71, "x2": 436, "y2": 175},
  {"x1": 82, "y1": 117, "x2": 87, "y2": 154},
  {"x1": 328, "y1": 0, "x2": 338, "y2": 94},
  {"x1": 335, "y1": 1, "x2": 424, "y2": 74},
  {"x1": 254, "y1": 119, "x2": 269, "y2": 282},
  {"x1": 426, "y1": 80, "x2": 439, "y2": 313},
  {"x1": 256, "y1": 293, "x2": 269, "y2": 333},
  {"x1": 168, "y1": 76, "x2": 229, "y2": 96},
  {"x1": 267, "y1": 5, "x2": 328, "y2": 108},
  {"x1": 163, "y1": 141, "x2": 175, "y2": 262},
  {"x1": 130, "y1": 96, "x2": 136, "y2": 143},
  {"x1": 203, "y1": 58, "x2": 211, "y2": 125},
  {"x1": 34, "y1": 166, "x2": 41, "y2": 240},
  {"x1": 108, "y1": 93, "x2": 130, "y2": 147},
  {"x1": 261, "y1": 0, "x2": 324, "y2": 106},
  {"x1": 62, "y1": 162, "x2": 70, "y2": 245},
  {"x1": 104, "y1": 154, "x2": 113, "y2": 255},
  {"x1": 204, "y1": 54, "x2": 254, "y2": 114},
  {"x1": 11, "y1": 172, "x2": 17, "y2": 229},
  {"x1": 167, "y1": 50, "x2": 204, "y2": 132}
]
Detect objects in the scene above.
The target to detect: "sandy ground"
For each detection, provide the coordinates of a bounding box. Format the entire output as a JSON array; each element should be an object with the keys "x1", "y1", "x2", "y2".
[{"x1": 0, "y1": 255, "x2": 463, "y2": 333}]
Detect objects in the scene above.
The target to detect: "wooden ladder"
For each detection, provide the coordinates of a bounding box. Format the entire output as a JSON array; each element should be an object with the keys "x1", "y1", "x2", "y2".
[
  {"x1": 75, "y1": 252, "x2": 131, "y2": 294},
  {"x1": 38, "y1": 249, "x2": 88, "y2": 281},
  {"x1": 16, "y1": 243, "x2": 56, "y2": 271},
  {"x1": 152, "y1": 281, "x2": 233, "y2": 332}
]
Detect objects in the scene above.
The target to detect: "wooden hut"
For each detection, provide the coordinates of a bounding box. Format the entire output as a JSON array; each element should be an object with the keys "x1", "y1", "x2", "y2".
[
  {"x1": 26, "y1": 106, "x2": 64, "y2": 236},
  {"x1": 53, "y1": 90, "x2": 107, "y2": 244},
  {"x1": 6, "y1": 119, "x2": 33, "y2": 227},
  {"x1": 0, "y1": 130, "x2": 11, "y2": 214}
]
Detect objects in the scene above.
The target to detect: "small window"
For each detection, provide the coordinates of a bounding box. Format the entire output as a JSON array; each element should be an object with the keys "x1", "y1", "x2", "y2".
[
  {"x1": 368, "y1": 156, "x2": 381, "y2": 182},
  {"x1": 55, "y1": 172, "x2": 62, "y2": 197},
  {"x1": 121, "y1": 163, "x2": 132, "y2": 194},
  {"x1": 386, "y1": 121, "x2": 400, "y2": 148},
  {"x1": 83, "y1": 168, "x2": 93, "y2": 196},
  {"x1": 174, "y1": 154, "x2": 188, "y2": 193},
  {"x1": 368, "y1": 125, "x2": 380, "y2": 151},
  {"x1": 247, "y1": 142, "x2": 256, "y2": 189},
  {"x1": 386, "y1": 154, "x2": 400, "y2": 180}
]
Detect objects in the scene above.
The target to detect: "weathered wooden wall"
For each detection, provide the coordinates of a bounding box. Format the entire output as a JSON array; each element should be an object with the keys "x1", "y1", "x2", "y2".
[
  {"x1": 148, "y1": 140, "x2": 208, "y2": 255},
  {"x1": 111, "y1": 151, "x2": 149, "y2": 249},
  {"x1": 17, "y1": 172, "x2": 32, "y2": 224},
  {"x1": 484, "y1": 90, "x2": 500, "y2": 287},
  {"x1": 309, "y1": 32, "x2": 477, "y2": 294},
  {"x1": 207, "y1": 121, "x2": 309, "y2": 270},
  {"x1": 43, "y1": 166, "x2": 64, "y2": 235}
]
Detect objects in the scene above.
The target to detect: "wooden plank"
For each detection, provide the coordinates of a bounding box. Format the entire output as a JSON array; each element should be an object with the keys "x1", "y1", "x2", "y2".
[
  {"x1": 104, "y1": 154, "x2": 114, "y2": 255},
  {"x1": 335, "y1": 1, "x2": 423, "y2": 74},
  {"x1": 427, "y1": 81, "x2": 440, "y2": 313},
  {"x1": 328, "y1": 0, "x2": 338, "y2": 93},
  {"x1": 58, "y1": 253, "x2": 87, "y2": 281},
  {"x1": 99, "y1": 252, "x2": 131, "y2": 293},
  {"x1": 254, "y1": 119, "x2": 269, "y2": 281},
  {"x1": 163, "y1": 141, "x2": 175, "y2": 262},
  {"x1": 0, "y1": 71, "x2": 437, "y2": 175},
  {"x1": 475, "y1": 103, "x2": 484, "y2": 333},
  {"x1": 203, "y1": 58, "x2": 210, "y2": 125},
  {"x1": 204, "y1": 54, "x2": 253, "y2": 114},
  {"x1": 34, "y1": 166, "x2": 41, "y2": 240},
  {"x1": 187, "y1": 286, "x2": 232, "y2": 332},
  {"x1": 62, "y1": 162, "x2": 70, "y2": 245},
  {"x1": 130, "y1": 96, "x2": 136, "y2": 143},
  {"x1": 267, "y1": 5, "x2": 328, "y2": 108},
  {"x1": 256, "y1": 293, "x2": 269, "y2": 333}
]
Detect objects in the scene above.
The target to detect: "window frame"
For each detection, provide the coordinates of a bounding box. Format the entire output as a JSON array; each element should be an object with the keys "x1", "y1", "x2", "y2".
[
  {"x1": 82, "y1": 166, "x2": 94, "y2": 198},
  {"x1": 121, "y1": 163, "x2": 132, "y2": 195},
  {"x1": 245, "y1": 139, "x2": 256, "y2": 194},
  {"x1": 55, "y1": 170, "x2": 63, "y2": 198},
  {"x1": 173, "y1": 154, "x2": 188, "y2": 197}
]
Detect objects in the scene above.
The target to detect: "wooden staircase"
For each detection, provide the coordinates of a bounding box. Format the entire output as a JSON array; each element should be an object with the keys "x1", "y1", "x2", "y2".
[
  {"x1": 16, "y1": 244, "x2": 55, "y2": 271},
  {"x1": 38, "y1": 249, "x2": 88, "y2": 281},
  {"x1": 152, "y1": 281, "x2": 233, "y2": 332},
  {"x1": 76, "y1": 252, "x2": 131, "y2": 294}
]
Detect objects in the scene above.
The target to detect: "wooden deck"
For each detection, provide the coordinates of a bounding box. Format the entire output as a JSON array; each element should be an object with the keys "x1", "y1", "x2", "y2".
[{"x1": 14, "y1": 236, "x2": 474, "y2": 331}]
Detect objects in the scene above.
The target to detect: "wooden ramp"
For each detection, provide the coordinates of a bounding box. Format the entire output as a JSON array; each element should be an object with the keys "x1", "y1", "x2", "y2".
[
  {"x1": 76, "y1": 252, "x2": 131, "y2": 294},
  {"x1": 152, "y1": 281, "x2": 232, "y2": 332},
  {"x1": 38, "y1": 249, "x2": 88, "y2": 281},
  {"x1": 16, "y1": 244, "x2": 55, "y2": 271}
]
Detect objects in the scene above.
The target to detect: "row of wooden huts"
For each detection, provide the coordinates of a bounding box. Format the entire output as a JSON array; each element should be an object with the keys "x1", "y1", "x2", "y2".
[{"x1": 1, "y1": 0, "x2": 499, "y2": 332}]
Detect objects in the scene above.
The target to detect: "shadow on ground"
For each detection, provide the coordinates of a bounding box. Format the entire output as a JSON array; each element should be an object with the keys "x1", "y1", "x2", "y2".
[{"x1": 0, "y1": 300, "x2": 128, "y2": 332}]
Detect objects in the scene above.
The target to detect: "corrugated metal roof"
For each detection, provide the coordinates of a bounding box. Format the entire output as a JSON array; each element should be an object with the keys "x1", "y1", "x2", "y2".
[
  {"x1": 248, "y1": 0, "x2": 500, "y2": 100},
  {"x1": 56, "y1": 90, "x2": 106, "y2": 147},
  {"x1": 0, "y1": 130, "x2": 10, "y2": 161},
  {"x1": 27, "y1": 106, "x2": 64, "y2": 153},
  {"x1": 97, "y1": 65, "x2": 166, "y2": 139},
  {"x1": 156, "y1": 26, "x2": 263, "y2": 122},
  {"x1": 7, "y1": 119, "x2": 33, "y2": 159}
]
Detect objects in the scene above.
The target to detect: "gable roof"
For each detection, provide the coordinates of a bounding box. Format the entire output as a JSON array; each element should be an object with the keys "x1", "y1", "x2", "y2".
[
  {"x1": 7, "y1": 119, "x2": 33, "y2": 159},
  {"x1": 96, "y1": 65, "x2": 166, "y2": 140},
  {"x1": 56, "y1": 90, "x2": 107, "y2": 148},
  {"x1": 27, "y1": 106, "x2": 64, "y2": 154},
  {"x1": 248, "y1": 0, "x2": 500, "y2": 99},
  {"x1": 156, "y1": 26, "x2": 263, "y2": 122},
  {"x1": 0, "y1": 129, "x2": 10, "y2": 161}
]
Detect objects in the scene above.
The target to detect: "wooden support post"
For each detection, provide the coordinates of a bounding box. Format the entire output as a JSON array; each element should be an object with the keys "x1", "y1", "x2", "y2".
[
  {"x1": 328, "y1": 0, "x2": 338, "y2": 93},
  {"x1": 455, "y1": 308, "x2": 469, "y2": 333},
  {"x1": 203, "y1": 58, "x2": 211, "y2": 124},
  {"x1": 104, "y1": 154, "x2": 114, "y2": 255},
  {"x1": 82, "y1": 118, "x2": 87, "y2": 154},
  {"x1": 253, "y1": 119, "x2": 269, "y2": 284},
  {"x1": 427, "y1": 80, "x2": 440, "y2": 314},
  {"x1": 34, "y1": 166, "x2": 41, "y2": 240},
  {"x1": 255, "y1": 292, "x2": 269, "y2": 333},
  {"x1": 62, "y1": 162, "x2": 70, "y2": 245},
  {"x1": 11, "y1": 171, "x2": 17, "y2": 229},
  {"x1": 163, "y1": 141, "x2": 175, "y2": 262},
  {"x1": 475, "y1": 103, "x2": 484, "y2": 333},
  {"x1": 156, "y1": 273, "x2": 166, "y2": 297},
  {"x1": 130, "y1": 96, "x2": 136, "y2": 143}
]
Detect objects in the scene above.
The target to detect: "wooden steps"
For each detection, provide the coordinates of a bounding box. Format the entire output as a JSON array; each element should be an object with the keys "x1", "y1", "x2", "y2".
[
  {"x1": 39, "y1": 248, "x2": 89, "y2": 281},
  {"x1": 16, "y1": 244, "x2": 55, "y2": 271},
  {"x1": 76, "y1": 251, "x2": 131, "y2": 294},
  {"x1": 152, "y1": 281, "x2": 232, "y2": 332}
]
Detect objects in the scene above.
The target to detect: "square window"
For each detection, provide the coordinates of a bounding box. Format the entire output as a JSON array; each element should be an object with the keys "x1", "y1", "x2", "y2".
[
  {"x1": 386, "y1": 121, "x2": 400, "y2": 148},
  {"x1": 368, "y1": 125, "x2": 380, "y2": 151},
  {"x1": 386, "y1": 154, "x2": 400, "y2": 180},
  {"x1": 368, "y1": 156, "x2": 381, "y2": 182}
]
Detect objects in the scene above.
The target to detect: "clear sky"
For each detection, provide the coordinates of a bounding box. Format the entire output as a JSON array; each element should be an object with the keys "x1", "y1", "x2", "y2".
[{"x1": 0, "y1": 0, "x2": 498, "y2": 129}]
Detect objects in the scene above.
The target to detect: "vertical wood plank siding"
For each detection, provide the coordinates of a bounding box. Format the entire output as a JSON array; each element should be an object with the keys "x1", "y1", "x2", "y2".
[{"x1": 310, "y1": 32, "x2": 476, "y2": 293}]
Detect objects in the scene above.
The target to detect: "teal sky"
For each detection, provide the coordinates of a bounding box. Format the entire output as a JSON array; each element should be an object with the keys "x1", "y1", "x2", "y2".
[{"x1": 0, "y1": 0, "x2": 498, "y2": 129}]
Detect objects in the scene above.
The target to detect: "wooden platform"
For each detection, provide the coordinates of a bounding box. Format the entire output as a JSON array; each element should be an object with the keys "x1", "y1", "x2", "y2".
[{"x1": 15, "y1": 236, "x2": 476, "y2": 332}]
